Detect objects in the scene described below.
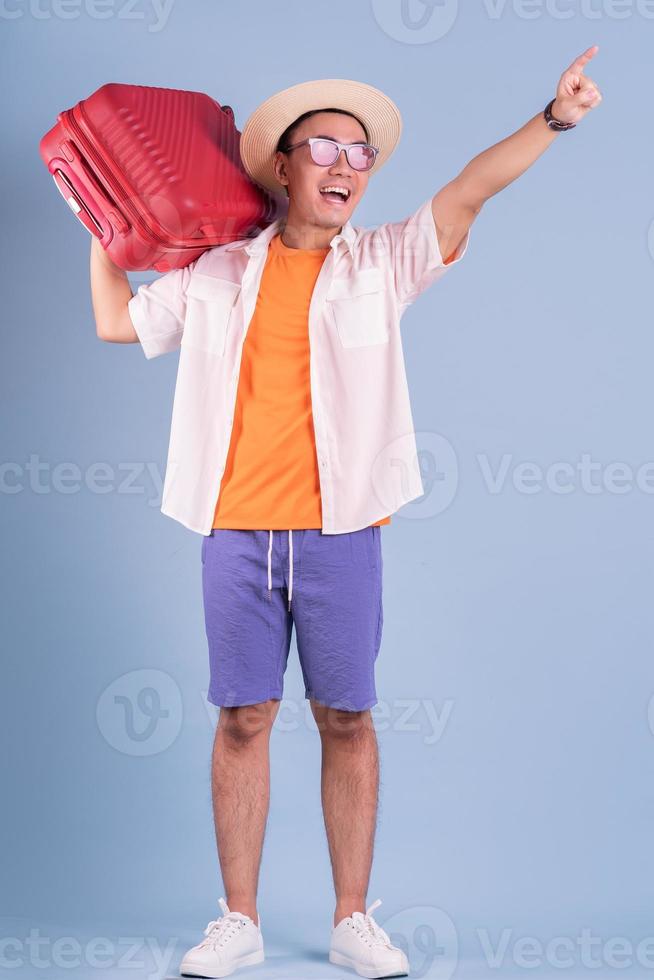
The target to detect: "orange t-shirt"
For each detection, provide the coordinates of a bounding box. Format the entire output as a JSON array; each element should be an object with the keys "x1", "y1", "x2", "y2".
[{"x1": 212, "y1": 232, "x2": 391, "y2": 530}]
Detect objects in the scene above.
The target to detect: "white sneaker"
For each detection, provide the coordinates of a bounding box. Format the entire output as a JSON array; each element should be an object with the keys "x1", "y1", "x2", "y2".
[
  {"x1": 179, "y1": 897, "x2": 264, "y2": 978},
  {"x1": 329, "y1": 899, "x2": 409, "y2": 978}
]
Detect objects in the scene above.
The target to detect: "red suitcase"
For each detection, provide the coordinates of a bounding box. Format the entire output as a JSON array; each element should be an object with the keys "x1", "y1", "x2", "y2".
[{"x1": 39, "y1": 83, "x2": 286, "y2": 272}]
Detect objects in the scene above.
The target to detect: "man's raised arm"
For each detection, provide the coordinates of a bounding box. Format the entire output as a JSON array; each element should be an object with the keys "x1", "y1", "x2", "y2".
[
  {"x1": 431, "y1": 45, "x2": 602, "y2": 262},
  {"x1": 90, "y1": 235, "x2": 138, "y2": 344}
]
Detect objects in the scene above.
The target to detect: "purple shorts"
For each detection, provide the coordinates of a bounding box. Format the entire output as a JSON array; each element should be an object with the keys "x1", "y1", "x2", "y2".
[{"x1": 201, "y1": 526, "x2": 384, "y2": 712}]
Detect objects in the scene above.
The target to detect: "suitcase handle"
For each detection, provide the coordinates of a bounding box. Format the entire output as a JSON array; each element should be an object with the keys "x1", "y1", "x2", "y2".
[
  {"x1": 52, "y1": 169, "x2": 104, "y2": 237},
  {"x1": 49, "y1": 141, "x2": 130, "y2": 245}
]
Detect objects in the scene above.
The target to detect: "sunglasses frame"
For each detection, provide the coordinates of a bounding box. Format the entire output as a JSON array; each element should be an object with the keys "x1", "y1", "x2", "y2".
[{"x1": 281, "y1": 137, "x2": 379, "y2": 172}]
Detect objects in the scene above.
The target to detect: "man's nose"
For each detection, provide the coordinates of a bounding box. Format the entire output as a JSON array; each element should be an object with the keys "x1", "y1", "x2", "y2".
[{"x1": 331, "y1": 148, "x2": 353, "y2": 172}]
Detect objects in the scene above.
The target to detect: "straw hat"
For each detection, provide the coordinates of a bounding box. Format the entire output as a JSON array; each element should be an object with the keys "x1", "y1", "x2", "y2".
[{"x1": 239, "y1": 78, "x2": 403, "y2": 196}]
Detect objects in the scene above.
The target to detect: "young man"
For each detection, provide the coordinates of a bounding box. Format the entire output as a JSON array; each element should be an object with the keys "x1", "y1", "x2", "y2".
[{"x1": 91, "y1": 55, "x2": 601, "y2": 980}]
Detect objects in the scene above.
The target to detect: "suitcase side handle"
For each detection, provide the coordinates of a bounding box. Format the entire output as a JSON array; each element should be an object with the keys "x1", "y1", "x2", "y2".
[
  {"x1": 51, "y1": 169, "x2": 104, "y2": 238},
  {"x1": 48, "y1": 140, "x2": 131, "y2": 246}
]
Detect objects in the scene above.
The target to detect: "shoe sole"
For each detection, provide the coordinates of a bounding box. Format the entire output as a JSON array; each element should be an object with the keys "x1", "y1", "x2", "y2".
[
  {"x1": 180, "y1": 948, "x2": 264, "y2": 978},
  {"x1": 329, "y1": 950, "x2": 408, "y2": 978}
]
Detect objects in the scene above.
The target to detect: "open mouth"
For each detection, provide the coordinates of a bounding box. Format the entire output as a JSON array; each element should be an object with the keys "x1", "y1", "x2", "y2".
[{"x1": 319, "y1": 185, "x2": 351, "y2": 205}]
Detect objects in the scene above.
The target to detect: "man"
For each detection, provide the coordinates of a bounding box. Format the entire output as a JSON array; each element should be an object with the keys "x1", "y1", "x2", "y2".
[{"x1": 91, "y1": 54, "x2": 601, "y2": 980}]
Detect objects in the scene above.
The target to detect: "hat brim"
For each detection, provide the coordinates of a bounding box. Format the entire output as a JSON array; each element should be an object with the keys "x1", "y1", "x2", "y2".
[{"x1": 239, "y1": 78, "x2": 402, "y2": 197}]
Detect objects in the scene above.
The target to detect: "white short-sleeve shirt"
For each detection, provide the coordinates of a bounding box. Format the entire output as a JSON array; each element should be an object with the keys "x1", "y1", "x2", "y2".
[{"x1": 128, "y1": 195, "x2": 470, "y2": 535}]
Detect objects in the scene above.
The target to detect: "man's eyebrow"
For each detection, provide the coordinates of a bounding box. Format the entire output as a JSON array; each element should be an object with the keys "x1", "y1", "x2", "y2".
[{"x1": 313, "y1": 133, "x2": 366, "y2": 143}]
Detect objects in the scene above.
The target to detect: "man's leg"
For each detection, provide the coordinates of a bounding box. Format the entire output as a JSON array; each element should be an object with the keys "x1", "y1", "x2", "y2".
[
  {"x1": 310, "y1": 701, "x2": 379, "y2": 927},
  {"x1": 211, "y1": 698, "x2": 281, "y2": 926}
]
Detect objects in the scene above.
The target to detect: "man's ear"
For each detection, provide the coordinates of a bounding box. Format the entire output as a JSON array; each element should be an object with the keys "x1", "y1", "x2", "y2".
[{"x1": 272, "y1": 150, "x2": 288, "y2": 192}]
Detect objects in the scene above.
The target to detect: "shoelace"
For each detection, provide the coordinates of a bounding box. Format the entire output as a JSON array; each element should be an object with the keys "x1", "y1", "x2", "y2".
[
  {"x1": 350, "y1": 899, "x2": 394, "y2": 948},
  {"x1": 199, "y1": 897, "x2": 252, "y2": 950}
]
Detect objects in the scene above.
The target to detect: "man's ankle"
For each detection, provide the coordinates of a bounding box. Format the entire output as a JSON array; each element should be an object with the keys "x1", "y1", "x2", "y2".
[
  {"x1": 334, "y1": 898, "x2": 366, "y2": 927},
  {"x1": 226, "y1": 898, "x2": 258, "y2": 927}
]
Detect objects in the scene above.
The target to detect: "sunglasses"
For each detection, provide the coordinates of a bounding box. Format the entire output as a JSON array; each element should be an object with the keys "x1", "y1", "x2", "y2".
[{"x1": 281, "y1": 137, "x2": 379, "y2": 172}]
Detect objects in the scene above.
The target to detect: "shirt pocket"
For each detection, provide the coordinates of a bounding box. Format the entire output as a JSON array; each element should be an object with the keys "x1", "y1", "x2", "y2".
[
  {"x1": 326, "y1": 268, "x2": 389, "y2": 348},
  {"x1": 182, "y1": 273, "x2": 241, "y2": 356}
]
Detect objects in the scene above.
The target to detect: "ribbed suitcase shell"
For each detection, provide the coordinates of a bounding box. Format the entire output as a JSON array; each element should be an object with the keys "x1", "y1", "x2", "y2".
[{"x1": 39, "y1": 83, "x2": 286, "y2": 271}]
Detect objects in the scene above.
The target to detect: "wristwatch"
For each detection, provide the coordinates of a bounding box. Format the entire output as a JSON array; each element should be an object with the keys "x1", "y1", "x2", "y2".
[{"x1": 544, "y1": 98, "x2": 576, "y2": 132}]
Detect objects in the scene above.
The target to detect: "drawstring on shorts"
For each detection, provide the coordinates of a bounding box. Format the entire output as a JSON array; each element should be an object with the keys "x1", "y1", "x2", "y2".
[{"x1": 267, "y1": 529, "x2": 293, "y2": 610}]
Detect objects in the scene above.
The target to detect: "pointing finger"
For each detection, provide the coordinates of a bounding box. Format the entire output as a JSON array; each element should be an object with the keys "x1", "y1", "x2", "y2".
[{"x1": 565, "y1": 44, "x2": 599, "y2": 76}]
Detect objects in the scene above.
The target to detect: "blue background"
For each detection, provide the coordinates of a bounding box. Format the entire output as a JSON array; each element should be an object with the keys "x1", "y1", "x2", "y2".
[{"x1": 3, "y1": 1, "x2": 652, "y2": 977}]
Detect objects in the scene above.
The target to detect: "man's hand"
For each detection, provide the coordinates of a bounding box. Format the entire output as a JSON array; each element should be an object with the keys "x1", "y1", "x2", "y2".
[{"x1": 551, "y1": 45, "x2": 602, "y2": 126}]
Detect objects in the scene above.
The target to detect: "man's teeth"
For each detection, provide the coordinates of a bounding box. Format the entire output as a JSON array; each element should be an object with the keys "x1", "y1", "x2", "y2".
[{"x1": 320, "y1": 186, "x2": 349, "y2": 200}]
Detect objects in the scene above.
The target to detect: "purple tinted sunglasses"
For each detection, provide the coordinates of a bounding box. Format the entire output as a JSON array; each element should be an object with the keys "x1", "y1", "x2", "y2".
[{"x1": 282, "y1": 137, "x2": 379, "y2": 172}]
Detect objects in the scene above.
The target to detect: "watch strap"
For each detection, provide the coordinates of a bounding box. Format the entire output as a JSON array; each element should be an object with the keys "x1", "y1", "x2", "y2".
[{"x1": 544, "y1": 98, "x2": 576, "y2": 132}]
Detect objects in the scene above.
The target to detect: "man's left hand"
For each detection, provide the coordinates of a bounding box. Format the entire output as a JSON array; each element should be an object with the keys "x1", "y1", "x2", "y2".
[{"x1": 551, "y1": 45, "x2": 602, "y2": 126}]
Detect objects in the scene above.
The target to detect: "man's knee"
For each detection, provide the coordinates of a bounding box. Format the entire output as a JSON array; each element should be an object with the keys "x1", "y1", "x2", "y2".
[
  {"x1": 310, "y1": 702, "x2": 374, "y2": 740},
  {"x1": 217, "y1": 699, "x2": 279, "y2": 745}
]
